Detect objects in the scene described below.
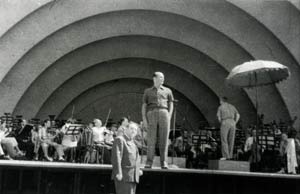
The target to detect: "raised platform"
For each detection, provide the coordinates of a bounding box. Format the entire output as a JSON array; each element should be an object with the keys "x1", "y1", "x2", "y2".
[
  {"x1": 208, "y1": 160, "x2": 250, "y2": 172},
  {"x1": 0, "y1": 160, "x2": 298, "y2": 179},
  {"x1": 141, "y1": 155, "x2": 186, "y2": 168},
  {"x1": 0, "y1": 160, "x2": 299, "y2": 194}
]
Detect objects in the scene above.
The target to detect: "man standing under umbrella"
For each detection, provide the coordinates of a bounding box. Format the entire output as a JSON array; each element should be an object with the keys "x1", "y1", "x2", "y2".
[{"x1": 217, "y1": 97, "x2": 240, "y2": 160}]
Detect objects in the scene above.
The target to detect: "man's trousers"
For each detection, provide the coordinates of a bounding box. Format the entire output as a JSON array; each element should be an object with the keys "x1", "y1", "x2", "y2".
[
  {"x1": 220, "y1": 119, "x2": 236, "y2": 159},
  {"x1": 114, "y1": 180, "x2": 136, "y2": 194},
  {"x1": 146, "y1": 109, "x2": 170, "y2": 166}
]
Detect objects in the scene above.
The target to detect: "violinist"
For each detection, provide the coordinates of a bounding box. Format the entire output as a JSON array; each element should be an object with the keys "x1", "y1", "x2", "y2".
[
  {"x1": 92, "y1": 119, "x2": 106, "y2": 144},
  {"x1": 92, "y1": 118, "x2": 111, "y2": 164},
  {"x1": 104, "y1": 126, "x2": 115, "y2": 146}
]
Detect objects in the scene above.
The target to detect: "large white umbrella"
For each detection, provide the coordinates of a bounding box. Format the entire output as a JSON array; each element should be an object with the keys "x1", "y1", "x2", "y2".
[
  {"x1": 226, "y1": 60, "x2": 290, "y2": 88},
  {"x1": 226, "y1": 60, "x2": 290, "y2": 127}
]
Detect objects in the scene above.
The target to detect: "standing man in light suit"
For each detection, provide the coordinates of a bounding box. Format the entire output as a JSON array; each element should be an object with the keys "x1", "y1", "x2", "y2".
[
  {"x1": 111, "y1": 122, "x2": 143, "y2": 194},
  {"x1": 217, "y1": 97, "x2": 240, "y2": 160},
  {"x1": 142, "y1": 72, "x2": 174, "y2": 169}
]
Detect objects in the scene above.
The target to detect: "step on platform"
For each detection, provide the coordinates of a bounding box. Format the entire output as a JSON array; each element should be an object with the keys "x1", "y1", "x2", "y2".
[
  {"x1": 208, "y1": 160, "x2": 250, "y2": 172},
  {"x1": 141, "y1": 155, "x2": 186, "y2": 168}
]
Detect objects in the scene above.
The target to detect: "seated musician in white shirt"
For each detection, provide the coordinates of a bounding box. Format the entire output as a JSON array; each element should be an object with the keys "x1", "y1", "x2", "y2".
[
  {"x1": 92, "y1": 119, "x2": 106, "y2": 145},
  {"x1": 92, "y1": 118, "x2": 112, "y2": 164},
  {"x1": 244, "y1": 129, "x2": 262, "y2": 166},
  {"x1": 39, "y1": 120, "x2": 64, "y2": 161}
]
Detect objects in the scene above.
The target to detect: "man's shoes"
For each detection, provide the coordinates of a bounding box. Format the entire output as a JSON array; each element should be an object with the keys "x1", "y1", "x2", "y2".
[
  {"x1": 277, "y1": 168, "x2": 285, "y2": 174},
  {"x1": 44, "y1": 156, "x2": 53, "y2": 162},
  {"x1": 161, "y1": 161, "x2": 169, "y2": 169},
  {"x1": 161, "y1": 165, "x2": 169, "y2": 169},
  {"x1": 144, "y1": 165, "x2": 152, "y2": 169},
  {"x1": 0, "y1": 155, "x2": 13, "y2": 160},
  {"x1": 17, "y1": 151, "x2": 25, "y2": 157},
  {"x1": 4, "y1": 155, "x2": 13, "y2": 160},
  {"x1": 219, "y1": 157, "x2": 227, "y2": 161}
]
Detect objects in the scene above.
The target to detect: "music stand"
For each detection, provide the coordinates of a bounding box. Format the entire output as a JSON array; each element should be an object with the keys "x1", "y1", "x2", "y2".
[
  {"x1": 192, "y1": 135, "x2": 200, "y2": 146},
  {"x1": 65, "y1": 124, "x2": 84, "y2": 162},
  {"x1": 191, "y1": 135, "x2": 202, "y2": 157},
  {"x1": 65, "y1": 124, "x2": 84, "y2": 136}
]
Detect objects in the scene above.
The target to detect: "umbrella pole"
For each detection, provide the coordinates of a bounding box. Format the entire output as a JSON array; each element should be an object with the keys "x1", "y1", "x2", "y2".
[
  {"x1": 255, "y1": 72, "x2": 258, "y2": 130},
  {"x1": 255, "y1": 72, "x2": 260, "y2": 167}
]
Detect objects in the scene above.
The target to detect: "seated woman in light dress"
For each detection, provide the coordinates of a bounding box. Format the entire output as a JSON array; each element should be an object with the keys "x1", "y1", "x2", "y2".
[
  {"x1": 0, "y1": 121, "x2": 24, "y2": 159},
  {"x1": 60, "y1": 119, "x2": 79, "y2": 149},
  {"x1": 39, "y1": 120, "x2": 64, "y2": 161}
]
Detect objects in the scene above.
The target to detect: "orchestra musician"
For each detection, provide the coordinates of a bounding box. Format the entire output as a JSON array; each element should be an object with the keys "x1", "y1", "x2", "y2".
[
  {"x1": 110, "y1": 123, "x2": 119, "y2": 139},
  {"x1": 82, "y1": 123, "x2": 94, "y2": 163},
  {"x1": 0, "y1": 121, "x2": 24, "y2": 159},
  {"x1": 59, "y1": 118, "x2": 80, "y2": 162},
  {"x1": 31, "y1": 125, "x2": 41, "y2": 160},
  {"x1": 104, "y1": 126, "x2": 115, "y2": 146},
  {"x1": 17, "y1": 119, "x2": 27, "y2": 134},
  {"x1": 13, "y1": 118, "x2": 38, "y2": 159},
  {"x1": 61, "y1": 119, "x2": 78, "y2": 148},
  {"x1": 244, "y1": 129, "x2": 261, "y2": 171},
  {"x1": 206, "y1": 131, "x2": 218, "y2": 152},
  {"x1": 92, "y1": 118, "x2": 112, "y2": 164},
  {"x1": 92, "y1": 119, "x2": 106, "y2": 144},
  {"x1": 39, "y1": 120, "x2": 64, "y2": 161},
  {"x1": 117, "y1": 117, "x2": 129, "y2": 137},
  {"x1": 0, "y1": 143, "x2": 9, "y2": 160},
  {"x1": 133, "y1": 123, "x2": 147, "y2": 154}
]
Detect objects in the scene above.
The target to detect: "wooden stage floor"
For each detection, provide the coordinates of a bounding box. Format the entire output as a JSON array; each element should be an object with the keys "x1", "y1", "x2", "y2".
[{"x1": 0, "y1": 160, "x2": 299, "y2": 194}]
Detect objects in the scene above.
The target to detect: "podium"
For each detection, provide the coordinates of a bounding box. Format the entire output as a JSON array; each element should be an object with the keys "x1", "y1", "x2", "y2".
[{"x1": 208, "y1": 160, "x2": 250, "y2": 172}]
